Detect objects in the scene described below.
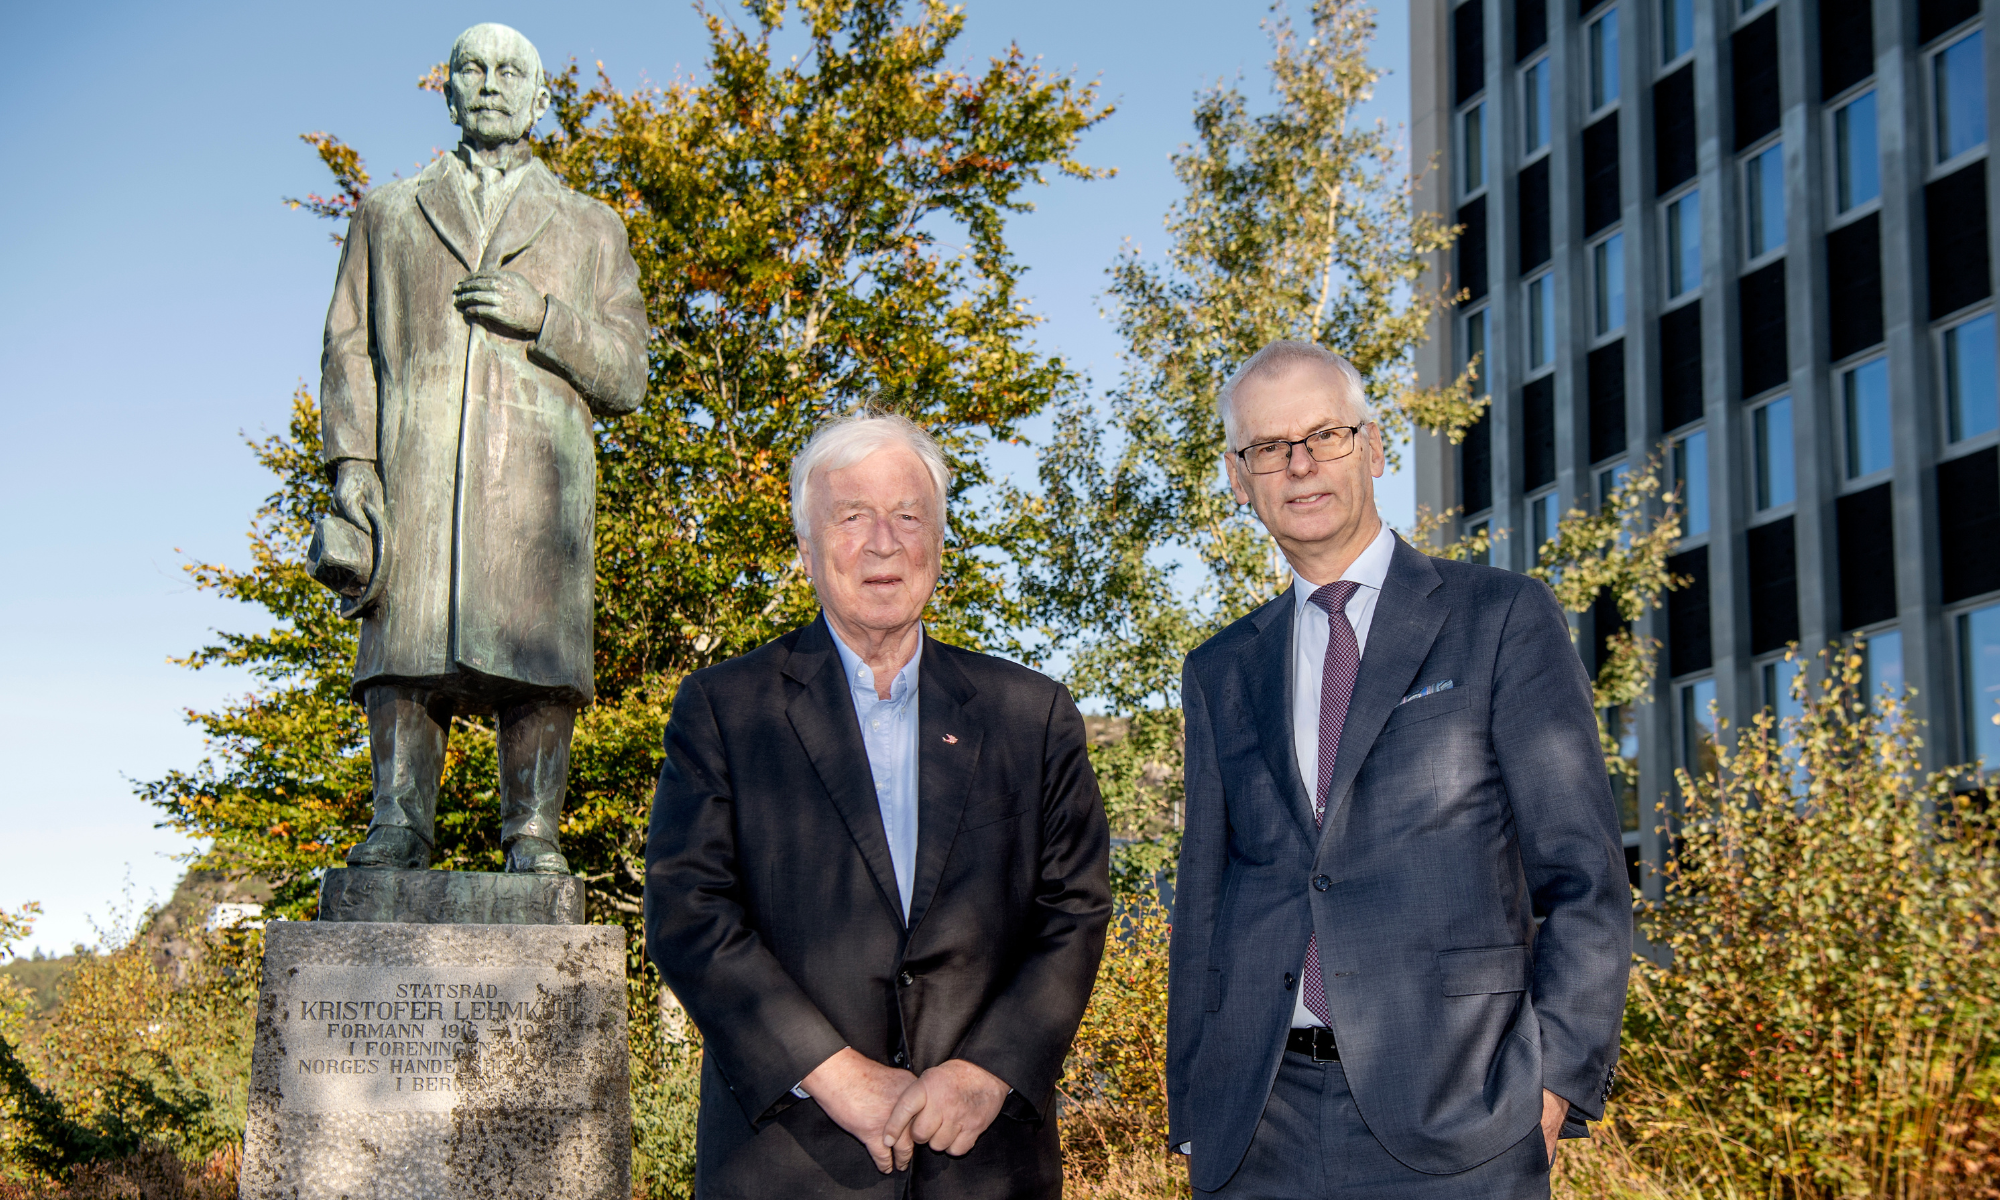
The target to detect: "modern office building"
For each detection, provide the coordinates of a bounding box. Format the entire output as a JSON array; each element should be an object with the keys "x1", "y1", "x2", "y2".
[{"x1": 1410, "y1": 0, "x2": 2000, "y2": 891}]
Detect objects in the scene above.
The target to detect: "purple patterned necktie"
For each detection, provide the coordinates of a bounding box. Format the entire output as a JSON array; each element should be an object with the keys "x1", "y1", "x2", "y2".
[{"x1": 1302, "y1": 580, "x2": 1361, "y2": 1028}]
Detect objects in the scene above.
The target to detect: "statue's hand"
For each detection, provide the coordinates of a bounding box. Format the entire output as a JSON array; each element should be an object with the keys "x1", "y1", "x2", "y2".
[
  {"x1": 331, "y1": 460, "x2": 387, "y2": 613},
  {"x1": 454, "y1": 269, "x2": 549, "y2": 338},
  {"x1": 333, "y1": 459, "x2": 386, "y2": 538}
]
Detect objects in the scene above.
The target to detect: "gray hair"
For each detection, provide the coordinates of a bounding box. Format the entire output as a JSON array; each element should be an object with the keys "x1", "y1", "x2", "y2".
[
  {"x1": 790, "y1": 411, "x2": 952, "y2": 542},
  {"x1": 1217, "y1": 340, "x2": 1373, "y2": 449}
]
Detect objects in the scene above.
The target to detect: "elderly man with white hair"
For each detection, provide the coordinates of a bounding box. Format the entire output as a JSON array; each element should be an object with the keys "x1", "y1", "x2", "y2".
[{"x1": 645, "y1": 412, "x2": 1111, "y2": 1199}]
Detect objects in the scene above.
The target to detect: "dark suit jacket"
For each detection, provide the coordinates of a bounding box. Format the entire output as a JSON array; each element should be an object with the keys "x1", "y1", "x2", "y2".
[
  {"x1": 645, "y1": 616, "x2": 1112, "y2": 1199},
  {"x1": 1166, "y1": 537, "x2": 1631, "y2": 1189}
]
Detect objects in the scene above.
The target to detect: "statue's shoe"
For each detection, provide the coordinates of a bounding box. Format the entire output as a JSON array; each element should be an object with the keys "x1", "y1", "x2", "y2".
[
  {"x1": 505, "y1": 837, "x2": 571, "y2": 876},
  {"x1": 345, "y1": 826, "x2": 430, "y2": 870}
]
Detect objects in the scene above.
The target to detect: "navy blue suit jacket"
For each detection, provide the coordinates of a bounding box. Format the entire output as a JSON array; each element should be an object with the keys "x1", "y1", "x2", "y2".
[{"x1": 1166, "y1": 537, "x2": 1630, "y2": 1188}]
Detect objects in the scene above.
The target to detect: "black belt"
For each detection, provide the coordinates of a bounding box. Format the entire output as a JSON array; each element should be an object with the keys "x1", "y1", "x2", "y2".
[{"x1": 1286, "y1": 1027, "x2": 1339, "y2": 1061}]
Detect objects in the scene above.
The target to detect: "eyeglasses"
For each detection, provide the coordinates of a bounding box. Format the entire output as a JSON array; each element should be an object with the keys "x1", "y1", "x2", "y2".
[{"x1": 1233, "y1": 423, "x2": 1372, "y2": 475}]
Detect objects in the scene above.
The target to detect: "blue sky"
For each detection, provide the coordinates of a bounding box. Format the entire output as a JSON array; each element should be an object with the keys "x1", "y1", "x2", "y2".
[{"x1": 0, "y1": 0, "x2": 1411, "y2": 955}]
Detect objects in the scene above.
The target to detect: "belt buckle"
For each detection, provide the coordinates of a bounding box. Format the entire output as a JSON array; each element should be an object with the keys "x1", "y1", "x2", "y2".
[{"x1": 1309, "y1": 1027, "x2": 1338, "y2": 1062}]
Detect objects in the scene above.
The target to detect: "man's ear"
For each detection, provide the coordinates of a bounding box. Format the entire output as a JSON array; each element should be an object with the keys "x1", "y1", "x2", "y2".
[
  {"x1": 1366, "y1": 422, "x2": 1386, "y2": 480},
  {"x1": 530, "y1": 85, "x2": 552, "y2": 127},
  {"x1": 1222, "y1": 451, "x2": 1252, "y2": 507}
]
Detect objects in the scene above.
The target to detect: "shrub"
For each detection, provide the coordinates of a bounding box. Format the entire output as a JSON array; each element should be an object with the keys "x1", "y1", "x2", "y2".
[
  {"x1": 1059, "y1": 891, "x2": 1186, "y2": 1198},
  {"x1": 1606, "y1": 642, "x2": 2000, "y2": 1199},
  {"x1": 0, "y1": 914, "x2": 254, "y2": 1197}
]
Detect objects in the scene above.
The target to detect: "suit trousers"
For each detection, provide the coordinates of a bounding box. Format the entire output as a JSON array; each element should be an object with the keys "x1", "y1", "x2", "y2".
[{"x1": 1200, "y1": 1051, "x2": 1550, "y2": 1199}]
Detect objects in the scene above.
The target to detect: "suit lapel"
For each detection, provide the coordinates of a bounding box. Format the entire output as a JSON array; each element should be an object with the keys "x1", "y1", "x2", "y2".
[
  {"x1": 784, "y1": 616, "x2": 906, "y2": 929},
  {"x1": 906, "y1": 644, "x2": 982, "y2": 933},
  {"x1": 1316, "y1": 538, "x2": 1448, "y2": 849},
  {"x1": 480, "y1": 161, "x2": 560, "y2": 270},
  {"x1": 415, "y1": 159, "x2": 481, "y2": 271},
  {"x1": 1243, "y1": 589, "x2": 1317, "y2": 842}
]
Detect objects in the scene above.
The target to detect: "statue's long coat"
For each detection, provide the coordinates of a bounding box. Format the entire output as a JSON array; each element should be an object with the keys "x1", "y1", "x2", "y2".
[{"x1": 321, "y1": 154, "x2": 647, "y2": 705}]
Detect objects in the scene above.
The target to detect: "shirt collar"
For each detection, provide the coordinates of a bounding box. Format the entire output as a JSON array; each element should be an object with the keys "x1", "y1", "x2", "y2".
[
  {"x1": 826, "y1": 619, "x2": 923, "y2": 705},
  {"x1": 453, "y1": 140, "x2": 535, "y2": 175},
  {"x1": 1291, "y1": 520, "x2": 1397, "y2": 617}
]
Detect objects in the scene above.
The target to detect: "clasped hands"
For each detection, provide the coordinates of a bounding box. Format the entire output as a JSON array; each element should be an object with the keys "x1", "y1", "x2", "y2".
[{"x1": 800, "y1": 1047, "x2": 1009, "y2": 1174}]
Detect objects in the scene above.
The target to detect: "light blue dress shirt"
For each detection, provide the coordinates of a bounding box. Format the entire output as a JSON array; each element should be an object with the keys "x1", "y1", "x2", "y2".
[{"x1": 827, "y1": 623, "x2": 923, "y2": 920}]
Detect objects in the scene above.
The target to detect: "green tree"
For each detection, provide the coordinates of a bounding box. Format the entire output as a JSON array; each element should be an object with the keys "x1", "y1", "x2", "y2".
[
  {"x1": 1011, "y1": 0, "x2": 1472, "y2": 868},
  {"x1": 144, "y1": 0, "x2": 1108, "y2": 927}
]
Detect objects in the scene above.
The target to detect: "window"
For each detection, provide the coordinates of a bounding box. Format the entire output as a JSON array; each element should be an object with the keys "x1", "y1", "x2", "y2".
[
  {"x1": 1673, "y1": 427, "x2": 1710, "y2": 535},
  {"x1": 1465, "y1": 307, "x2": 1488, "y2": 390},
  {"x1": 1963, "y1": 601, "x2": 2000, "y2": 766},
  {"x1": 1842, "y1": 356, "x2": 1893, "y2": 478},
  {"x1": 1530, "y1": 489, "x2": 1561, "y2": 558},
  {"x1": 1744, "y1": 142, "x2": 1785, "y2": 257},
  {"x1": 1528, "y1": 272, "x2": 1556, "y2": 369},
  {"x1": 1681, "y1": 678, "x2": 1719, "y2": 777},
  {"x1": 1604, "y1": 705, "x2": 1641, "y2": 831},
  {"x1": 1935, "y1": 30, "x2": 1987, "y2": 163},
  {"x1": 1663, "y1": 0, "x2": 1694, "y2": 63},
  {"x1": 1598, "y1": 460, "x2": 1632, "y2": 508},
  {"x1": 1863, "y1": 627, "x2": 1905, "y2": 699},
  {"x1": 1463, "y1": 102, "x2": 1487, "y2": 193},
  {"x1": 1762, "y1": 655, "x2": 1803, "y2": 720},
  {"x1": 1760, "y1": 653, "x2": 1809, "y2": 799},
  {"x1": 1666, "y1": 189, "x2": 1701, "y2": 297},
  {"x1": 1753, "y1": 395, "x2": 1796, "y2": 508},
  {"x1": 1945, "y1": 311, "x2": 1999, "y2": 441},
  {"x1": 1594, "y1": 234, "x2": 1626, "y2": 334},
  {"x1": 1524, "y1": 58, "x2": 1551, "y2": 154},
  {"x1": 1590, "y1": 10, "x2": 1621, "y2": 110},
  {"x1": 1835, "y1": 91, "x2": 1880, "y2": 212}
]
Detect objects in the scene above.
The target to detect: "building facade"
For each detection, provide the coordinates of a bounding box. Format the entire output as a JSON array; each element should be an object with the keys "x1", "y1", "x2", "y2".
[{"x1": 1410, "y1": 0, "x2": 2000, "y2": 893}]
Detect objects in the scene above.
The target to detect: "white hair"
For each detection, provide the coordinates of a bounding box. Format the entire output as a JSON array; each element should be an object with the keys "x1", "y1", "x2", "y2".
[
  {"x1": 1217, "y1": 340, "x2": 1373, "y2": 448},
  {"x1": 790, "y1": 411, "x2": 952, "y2": 542}
]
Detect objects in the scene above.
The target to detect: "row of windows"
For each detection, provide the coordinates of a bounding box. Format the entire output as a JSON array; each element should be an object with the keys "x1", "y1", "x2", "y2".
[
  {"x1": 1464, "y1": 31, "x2": 1984, "y2": 285},
  {"x1": 1465, "y1": 307, "x2": 1996, "y2": 547},
  {"x1": 1677, "y1": 600, "x2": 2000, "y2": 781},
  {"x1": 1459, "y1": 0, "x2": 1982, "y2": 175}
]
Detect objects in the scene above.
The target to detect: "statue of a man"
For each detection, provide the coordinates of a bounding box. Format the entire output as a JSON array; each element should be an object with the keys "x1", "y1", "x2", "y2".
[{"x1": 318, "y1": 23, "x2": 647, "y2": 876}]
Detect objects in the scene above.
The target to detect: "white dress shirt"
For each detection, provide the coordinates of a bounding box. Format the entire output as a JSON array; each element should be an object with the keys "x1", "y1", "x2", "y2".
[
  {"x1": 827, "y1": 624, "x2": 923, "y2": 920},
  {"x1": 1287, "y1": 520, "x2": 1396, "y2": 1028}
]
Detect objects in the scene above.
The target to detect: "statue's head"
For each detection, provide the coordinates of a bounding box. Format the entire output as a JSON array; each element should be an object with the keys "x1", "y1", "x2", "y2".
[{"x1": 446, "y1": 23, "x2": 550, "y2": 147}]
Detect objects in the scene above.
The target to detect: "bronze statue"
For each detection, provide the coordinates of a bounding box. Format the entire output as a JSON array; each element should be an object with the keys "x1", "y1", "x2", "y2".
[{"x1": 311, "y1": 22, "x2": 647, "y2": 876}]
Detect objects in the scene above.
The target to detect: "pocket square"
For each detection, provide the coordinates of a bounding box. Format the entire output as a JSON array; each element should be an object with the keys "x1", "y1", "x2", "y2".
[{"x1": 1399, "y1": 680, "x2": 1454, "y2": 705}]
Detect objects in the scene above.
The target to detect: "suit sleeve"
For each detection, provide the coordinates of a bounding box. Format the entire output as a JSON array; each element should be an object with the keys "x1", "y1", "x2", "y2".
[
  {"x1": 1491, "y1": 579, "x2": 1632, "y2": 1123},
  {"x1": 320, "y1": 200, "x2": 378, "y2": 467},
  {"x1": 645, "y1": 674, "x2": 850, "y2": 1127},
  {"x1": 530, "y1": 209, "x2": 648, "y2": 417},
  {"x1": 951, "y1": 684, "x2": 1112, "y2": 1120},
  {"x1": 1165, "y1": 657, "x2": 1225, "y2": 1146}
]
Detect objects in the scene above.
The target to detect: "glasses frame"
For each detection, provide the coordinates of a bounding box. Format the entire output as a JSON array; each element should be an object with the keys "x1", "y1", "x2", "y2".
[{"x1": 1233, "y1": 423, "x2": 1374, "y2": 475}]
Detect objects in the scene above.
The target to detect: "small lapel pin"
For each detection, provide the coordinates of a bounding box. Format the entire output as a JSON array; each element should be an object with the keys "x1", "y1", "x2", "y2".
[{"x1": 942, "y1": 734, "x2": 959, "y2": 744}]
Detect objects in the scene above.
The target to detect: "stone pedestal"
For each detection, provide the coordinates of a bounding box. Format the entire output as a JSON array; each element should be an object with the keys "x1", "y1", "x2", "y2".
[
  {"x1": 318, "y1": 868, "x2": 585, "y2": 925},
  {"x1": 240, "y1": 921, "x2": 629, "y2": 1200}
]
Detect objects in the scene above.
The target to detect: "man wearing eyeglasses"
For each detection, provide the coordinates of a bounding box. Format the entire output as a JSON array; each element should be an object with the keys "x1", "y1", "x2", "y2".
[{"x1": 1166, "y1": 341, "x2": 1630, "y2": 1198}]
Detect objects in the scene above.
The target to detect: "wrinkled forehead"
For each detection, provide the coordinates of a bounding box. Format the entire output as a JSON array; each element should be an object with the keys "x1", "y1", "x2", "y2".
[
  {"x1": 451, "y1": 24, "x2": 542, "y2": 77},
  {"x1": 813, "y1": 447, "x2": 940, "y2": 513}
]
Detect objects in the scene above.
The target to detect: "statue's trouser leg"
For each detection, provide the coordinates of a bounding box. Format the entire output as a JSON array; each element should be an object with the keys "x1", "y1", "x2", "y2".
[
  {"x1": 497, "y1": 698, "x2": 576, "y2": 851},
  {"x1": 363, "y1": 684, "x2": 455, "y2": 849}
]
